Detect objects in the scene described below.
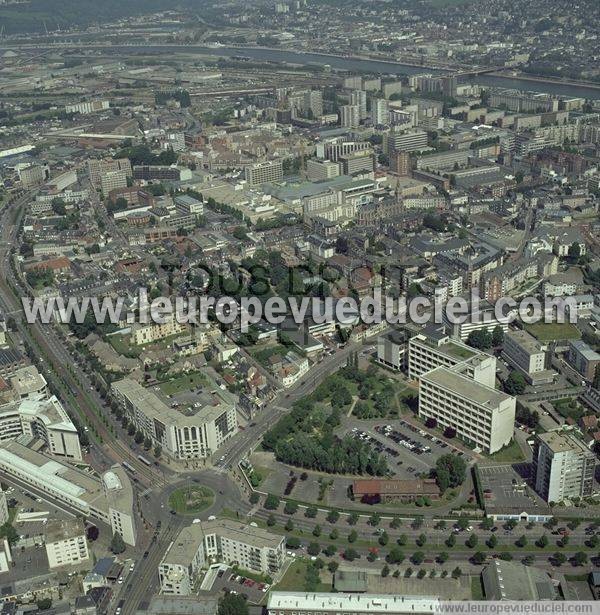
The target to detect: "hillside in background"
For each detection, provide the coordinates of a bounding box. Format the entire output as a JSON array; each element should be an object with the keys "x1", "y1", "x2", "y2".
[{"x1": 0, "y1": 0, "x2": 199, "y2": 34}]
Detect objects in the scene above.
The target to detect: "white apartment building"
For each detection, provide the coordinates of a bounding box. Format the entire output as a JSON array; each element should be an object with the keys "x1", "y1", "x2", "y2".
[
  {"x1": 9, "y1": 366, "x2": 48, "y2": 400},
  {"x1": 0, "y1": 441, "x2": 136, "y2": 545},
  {"x1": 306, "y1": 159, "x2": 340, "y2": 182},
  {"x1": 65, "y1": 100, "x2": 110, "y2": 115},
  {"x1": 100, "y1": 170, "x2": 128, "y2": 195},
  {"x1": 418, "y1": 365, "x2": 516, "y2": 454},
  {"x1": 534, "y1": 429, "x2": 596, "y2": 503},
  {"x1": 129, "y1": 315, "x2": 187, "y2": 346},
  {"x1": 111, "y1": 378, "x2": 237, "y2": 461},
  {"x1": 244, "y1": 160, "x2": 284, "y2": 186},
  {"x1": 87, "y1": 158, "x2": 132, "y2": 189},
  {"x1": 442, "y1": 303, "x2": 510, "y2": 342},
  {"x1": 372, "y1": 98, "x2": 390, "y2": 126},
  {"x1": 44, "y1": 520, "x2": 90, "y2": 569},
  {"x1": 159, "y1": 520, "x2": 285, "y2": 596},
  {"x1": 350, "y1": 90, "x2": 367, "y2": 119},
  {"x1": 340, "y1": 105, "x2": 360, "y2": 129},
  {"x1": 0, "y1": 489, "x2": 8, "y2": 526},
  {"x1": 377, "y1": 330, "x2": 408, "y2": 371},
  {"x1": 267, "y1": 593, "x2": 440, "y2": 615},
  {"x1": 502, "y1": 330, "x2": 553, "y2": 385},
  {"x1": 0, "y1": 395, "x2": 82, "y2": 461},
  {"x1": 408, "y1": 327, "x2": 496, "y2": 387}
]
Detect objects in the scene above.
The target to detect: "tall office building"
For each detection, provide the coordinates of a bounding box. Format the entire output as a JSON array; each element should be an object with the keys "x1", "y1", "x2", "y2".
[
  {"x1": 391, "y1": 150, "x2": 412, "y2": 176},
  {"x1": 306, "y1": 159, "x2": 340, "y2": 182},
  {"x1": 340, "y1": 105, "x2": 360, "y2": 129},
  {"x1": 372, "y1": 98, "x2": 390, "y2": 126},
  {"x1": 111, "y1": 378, "x2": 237, "y2": 461},
  {"x1": 534, "y1": 429, "x2": 596, "y2": 503},
  {"x1": 100, "y1": 170, "x2": 128, "y2": 195},
  {"x1": 408, "y1": 326, "x2": 496, "y2": 387},
  {"x1": 350, "y1": 90, "x2": 367, "y2": 120},
  {"x1": 0, "y1": 488, "x2": 8, "y2": 525},
  {"x1": 385, "y1": 129, "x2": 428, "y2": 153},
  {"x1": 344, "y1": 76, "x2": 362, "y2": 90},
  {"x1": 418, "y1": 365, "x2": 515, "y2": 454},
  {"x1": 303, "y1": 89, "x2": 323, "y2": 118},
  {"x1": 87, "y1": 158, "x2": 132, "y2": 189},
  {"x1": 159, "y1": 519, "x2": 285, "y2": 595},
  {"x1": 244, "y1": 160, "x2": 284, "y2": 186}
]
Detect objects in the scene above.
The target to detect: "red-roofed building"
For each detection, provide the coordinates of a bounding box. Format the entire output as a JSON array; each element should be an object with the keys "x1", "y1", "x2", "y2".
[{"x1": 352, "y1": 479, "x2": 440, "y2": 503}]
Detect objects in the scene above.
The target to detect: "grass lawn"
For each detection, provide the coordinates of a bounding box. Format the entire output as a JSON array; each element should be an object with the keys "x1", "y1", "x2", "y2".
[
  {"x1": 249, "y1": 465, "x2": 272, "y2": 488},
  {"x1": 107, "y1": 334, "x2": 143, "y2": 358},
  {"x1": 169, "y1": 485, "x2": 215, "y2": 514},
  {"x1": 250, "y1": 344, "x2": 288, "y2": 368},
  {"x1": 525, "y1": 322, "x2": 581, "y2": 342},
  {"x1": 158, "y1": 371, "x2": 208, "y2": 396},
  {"x1": 487, "y1": 439, "x2": 525, "y2": 463},
  {"x1": 553, "y1": 398, "x2": 585, "y2": 421},
  {"x1": 276, "y1": 559, "x2": 330, "y2": 592},
  {"x1": 471, "y1": 575, "x2": 485, "y2": 599}
]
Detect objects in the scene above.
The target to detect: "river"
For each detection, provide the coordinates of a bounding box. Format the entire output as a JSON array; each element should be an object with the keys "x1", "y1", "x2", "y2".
[
  {"x1": 103, "y1": 44, "x2": 600, "y2": 100},
  {"x1": 7, "y1": 41, "x2": 600, "y2": 99}
]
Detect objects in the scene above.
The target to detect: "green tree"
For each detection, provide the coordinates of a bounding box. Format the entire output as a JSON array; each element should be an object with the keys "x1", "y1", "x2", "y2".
[
  {"x1": 568, "y1": 242, "x2": 581, "y2": 263},
  {"x1": 327, "y1": 510, "x2": 340, "y2": 524},
  {"x1": 328, "y1": 560, "x2": 339, "y2": 573},
  {"x1": 305, "y1": 506, "x2": 318, "y2": 518},
  {"x1": 264, "y1": 494, "x2": 280, "y2": 510},
  {"x1": 0, "y1": 523, "x2": 19, "y2": 546},
  {"x1": 307, "y1": 542, "x2": 321, "y2": 556},
  {"x1": 387, "y1": 547, "x2": 405, "y2": 564},
  {"x1": 411, "y1": 551, "x2": 425, "y2": 565},
  {"x1": 344, "y1": 548, "x2": 359, "y2": 561},
  {"x1": 435, "y1": 454, "x2": 467, "y2": 492},
  {"x1": 37, "y1": 599, "x2": 52, "y2": 611},
  {"x1": 593, "y1": 364, "x2": 600, "y2": 390},
  {"x1": 110, "y1": 532, "x2": 126, "y2": 554},
  {"x1": 505, "y1": 370, "x2": 527, "y2": 395},
  {"x1": 348, "y1": 530, "x2": 358, "y2": 543},
  {"x1": 466, "y1": 329, "x2": 492, "y2": 350},
  {"x1": 284, "y1": 501, "x2": 298, "y2": 515},
  {"x1": 573, "y1": 551, "x2": 588, "y2": 566},
  {"x1": 492, "y1": 325, "x2": 504, "y2": 346},
  {"x1": 218, "y1": 593, "x2": 248, "y2": 615},
  {"x1": 553, "y1": 552, "x2": 567, "y2": 565}
]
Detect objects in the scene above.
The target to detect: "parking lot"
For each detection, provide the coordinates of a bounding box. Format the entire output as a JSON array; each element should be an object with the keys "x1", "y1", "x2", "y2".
[
  {"x1": 478, "y1": 464, "x2": 551, "y2": 517},
  {"x1": 342, "y1": 416, "x2": 472, "y2": 480},
  {"x1": 207, "y1": 566, "x2": 269, "y2": 604}
]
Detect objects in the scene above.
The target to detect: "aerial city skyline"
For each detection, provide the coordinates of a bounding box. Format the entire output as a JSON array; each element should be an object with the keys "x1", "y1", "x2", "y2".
[{"x1": 0, "y1": 0, "x2": 600, "y2": 613}]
